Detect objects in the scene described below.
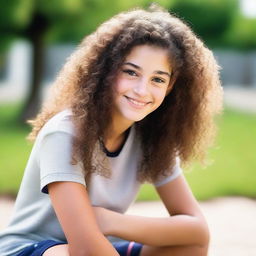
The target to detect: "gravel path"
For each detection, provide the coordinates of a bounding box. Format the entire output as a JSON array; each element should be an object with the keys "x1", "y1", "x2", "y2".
[{"x1": 1, "y1": 196, "x2": 256, "y2": 255}]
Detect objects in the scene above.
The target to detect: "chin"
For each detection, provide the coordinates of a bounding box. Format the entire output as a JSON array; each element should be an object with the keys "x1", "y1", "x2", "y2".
[
  {"x1": 119, "y1": 108, "x2": 153, "y2": 123},
  {"x1": 127, "y1": 113, "x2": 149, "y2": 122}
]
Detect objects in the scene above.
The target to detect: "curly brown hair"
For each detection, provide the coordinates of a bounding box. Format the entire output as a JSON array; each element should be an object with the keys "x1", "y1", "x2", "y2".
[{"x1": 28, "y1": 5, "x2": 223, "y2": 183}]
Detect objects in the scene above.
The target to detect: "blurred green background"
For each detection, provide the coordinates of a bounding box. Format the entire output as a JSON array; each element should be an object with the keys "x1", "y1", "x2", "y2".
[{"x1": 0, "y1": 0, "x2": 256, "y2": 201}]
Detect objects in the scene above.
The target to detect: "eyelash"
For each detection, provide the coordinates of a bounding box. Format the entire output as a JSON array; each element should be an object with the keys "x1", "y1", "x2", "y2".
[
  {"x1": 122, "y1": 69, "x2": 166, "y2": 84},
  {"x1": 122, "y1": 69, "x2": 137, "y2": 76},
  {"x1": 152, "y1": 77, "x2": 165, "y2": 83}
]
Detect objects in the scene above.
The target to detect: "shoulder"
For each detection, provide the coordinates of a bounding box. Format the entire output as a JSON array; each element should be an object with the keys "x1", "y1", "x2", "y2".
[{"x1": 38, "y1": 109, "x2": 74, "y2": 139}]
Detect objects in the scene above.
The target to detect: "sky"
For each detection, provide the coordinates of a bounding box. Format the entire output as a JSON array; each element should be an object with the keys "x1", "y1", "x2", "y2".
[{"x1": 240, "y1": 0, "x2": 256, "y2": 18}]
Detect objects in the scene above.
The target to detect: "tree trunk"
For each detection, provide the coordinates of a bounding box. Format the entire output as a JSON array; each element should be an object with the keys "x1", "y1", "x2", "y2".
[{"x1": 19, "y1": 13, "x2": 48, "y2": 123}]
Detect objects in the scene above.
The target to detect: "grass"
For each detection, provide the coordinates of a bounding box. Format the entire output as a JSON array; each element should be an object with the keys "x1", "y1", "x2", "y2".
[
  {"x1": 0, "y1": 103, "x2": 32, "y2": 195},
  {"x1": 0, "y1": 103, "x2": 256, "y2": 200}
]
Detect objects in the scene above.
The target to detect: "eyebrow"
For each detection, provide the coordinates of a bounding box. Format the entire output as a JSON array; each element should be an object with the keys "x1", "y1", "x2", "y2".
[{"x1": 123, "y1": 62, "x2": 172, "y2": 78}]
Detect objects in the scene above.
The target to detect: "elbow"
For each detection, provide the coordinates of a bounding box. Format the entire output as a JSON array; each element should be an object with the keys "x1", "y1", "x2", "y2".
[
  {"x1": 195, "y1": 222, "x2": 210, "y2": 256},
  {"x1": 195, "y1": 217, "x2": 210, "y2": 248},
  {"x1": 186, "y1": 217, "x2": 210, "y2": 255}
]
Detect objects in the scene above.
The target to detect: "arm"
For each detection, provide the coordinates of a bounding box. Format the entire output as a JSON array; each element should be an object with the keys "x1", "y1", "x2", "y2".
[
  {"x1": 48, "y1": 181, "x2": 119, "y2": 256},
  {"x1": 95, "y1": 174, "x2": 209, "y2": 247},
  {"x1": 155, "y1": 173, "x2": 209, "y2": 246},
  {"x1": 39, "y1": 132, "x2": 118, "y2": 256}
]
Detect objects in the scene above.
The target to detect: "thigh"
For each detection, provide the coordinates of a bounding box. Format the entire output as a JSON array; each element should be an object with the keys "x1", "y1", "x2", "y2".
[
  {"x1": 16, "y1": 240, "x2": 66, "y2": 256},
  {"x1": 42, "y1": 244, "x2": 69, "y2": 256}
]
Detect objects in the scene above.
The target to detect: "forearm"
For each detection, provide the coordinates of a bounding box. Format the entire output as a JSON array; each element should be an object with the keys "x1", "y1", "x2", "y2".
[
  {"x1": 108, "y1": 212, "x2": 209, "y2": 247},
  {"x1": 69, "y1": 232, "x2": 119, "y2": 256}
]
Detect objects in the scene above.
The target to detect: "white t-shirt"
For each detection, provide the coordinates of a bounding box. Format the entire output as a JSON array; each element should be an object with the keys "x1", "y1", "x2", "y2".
[{"x1": 0, "y1": 109, "x2": 182, "y2": 255}]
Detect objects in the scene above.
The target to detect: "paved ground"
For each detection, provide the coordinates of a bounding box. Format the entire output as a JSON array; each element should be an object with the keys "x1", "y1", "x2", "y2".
[
  {"x1": 1, "y1": 196, "x2": 256, "y2": 256},
  {"x1": 223, "y1": 86, "x2": 256, "y2": 114}
]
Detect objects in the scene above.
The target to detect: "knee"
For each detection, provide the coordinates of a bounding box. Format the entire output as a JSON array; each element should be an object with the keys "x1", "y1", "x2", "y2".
[
  {"x1": 190, "y1": 243, "x2": 209, "y2": 256},
  {"x1": 192, "y1": 229, "x2": 210, "y2": 256},
  {"x1": 196, "y1": 228, "x2": 210, "y2": 256}
]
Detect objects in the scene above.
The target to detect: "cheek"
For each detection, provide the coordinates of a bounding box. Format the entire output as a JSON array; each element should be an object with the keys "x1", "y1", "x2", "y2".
[
  {"x1": 113, "y1": 85, "x2": 122, "y2": 98},
  {"x1": 153, "y1": 88, "x2": 168, "y2": 104},
  {"x1": 116, "y1": 79, "x2": 134, "y2": 96},
  {"x1": 114, "y1": 77, "x2": 128, "y2": 95}
]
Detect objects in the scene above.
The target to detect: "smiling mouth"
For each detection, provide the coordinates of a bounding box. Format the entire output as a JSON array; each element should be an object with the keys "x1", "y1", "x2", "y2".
[{"x1": 125, "y1": 96, "x2": 151, "y2": 106}]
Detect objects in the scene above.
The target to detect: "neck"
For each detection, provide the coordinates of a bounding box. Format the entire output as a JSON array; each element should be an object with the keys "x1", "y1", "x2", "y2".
[{"x1": 103, "y1": 116, "x2": 133, "y2": 152}]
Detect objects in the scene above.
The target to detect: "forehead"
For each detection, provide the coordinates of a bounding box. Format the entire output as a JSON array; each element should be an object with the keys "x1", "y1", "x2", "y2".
[{"x1": 124, "y1": 44, "x2": 172, "y2": 70}]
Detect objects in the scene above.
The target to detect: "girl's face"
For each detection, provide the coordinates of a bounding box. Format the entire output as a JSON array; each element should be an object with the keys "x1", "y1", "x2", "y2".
[{"x1": 112, "y1": 44, "x2": 173, "y2": 126}]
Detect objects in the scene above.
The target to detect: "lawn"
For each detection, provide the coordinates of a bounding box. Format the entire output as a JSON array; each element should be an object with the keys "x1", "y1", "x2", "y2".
[
  {"x1": 0, "y1": 103, "x2": 256, "y2": 200},
  {"x1": 0, "y1": 103, "x2": 32, "y2": 195}
]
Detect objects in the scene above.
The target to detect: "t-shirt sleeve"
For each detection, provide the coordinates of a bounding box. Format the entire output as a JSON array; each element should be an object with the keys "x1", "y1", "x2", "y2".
[
  {"x1": 39, "y1": 131, "x2": 86, "y2": 194},
  {"x1": 153, "y1": 157, "x2": 182, "y2": 187}
]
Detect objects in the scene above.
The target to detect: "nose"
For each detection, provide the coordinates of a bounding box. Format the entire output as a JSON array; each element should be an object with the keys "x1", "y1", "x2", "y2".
[{"x1": 133, "y1": 78, "x2": 148, "y2": 96}]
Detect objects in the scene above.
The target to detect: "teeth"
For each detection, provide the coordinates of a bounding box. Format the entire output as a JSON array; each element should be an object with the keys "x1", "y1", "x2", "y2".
[{"x1": 128, "y1": 98, "x2": 147, "y2": 106}]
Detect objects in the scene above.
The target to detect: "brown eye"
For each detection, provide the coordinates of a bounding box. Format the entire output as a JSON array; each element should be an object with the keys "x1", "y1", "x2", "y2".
[
  {"x1": 152, "y1": 77, "x2": 165, "y2": 83},
  {"x1": 123, "y1": 69, "x2": 137, "y2": 76}
]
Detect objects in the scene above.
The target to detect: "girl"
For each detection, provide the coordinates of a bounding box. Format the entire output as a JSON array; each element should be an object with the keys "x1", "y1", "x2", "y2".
[{"x1": 0, "y1": 4, "x2": 222, "y2": 256}]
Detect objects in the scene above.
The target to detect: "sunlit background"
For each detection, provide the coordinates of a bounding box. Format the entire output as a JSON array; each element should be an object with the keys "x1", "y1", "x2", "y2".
[
  {"x1": 0, "y1": 0, "x2": 256, "y2": 255},
  {"x1": 1, "y1": 0, "x2": 256, "y2": 197}
]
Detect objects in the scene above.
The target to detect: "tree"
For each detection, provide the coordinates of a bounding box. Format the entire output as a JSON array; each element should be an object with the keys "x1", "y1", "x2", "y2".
[
  {"x1": 18, "y1": 0, "x2": 102, "y2": 122},
  {"x1": 0, "y1": 0, "x2": 32, "y2": 67},
  {"x1": 224, "y1": 14, "x2": 256, "y2": 50},
  {"x1": 0, "y1": 0, "x2": 140, "y2": 122},
  {"x1": 169, "y1": 0, "x2": 239, "y2": 48}
]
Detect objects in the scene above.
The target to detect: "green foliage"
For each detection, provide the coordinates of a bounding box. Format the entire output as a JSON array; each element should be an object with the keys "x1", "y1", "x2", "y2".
[
  {"x1": 0, "y1": 0, "x2": 33, "y2": 56},
  {"x1": 0, "y1": 35, "x2": 16, "y2": 62},
  {"x1": 37, "y1": 0, "x2": 85, "y2": 17},
  {"x1": 47, "y1": 0, "x2": 125, "y2": 42},
  {"x1": 167, "y1": 0, "x2": 256, "y2": 50},
  {"x1": 0, "y1": 0, "x2": 145, "y2": 48},
  {"x1": 1, "y1": 0, "x2": 256, "y2": 51},
  {"x1": 0, "y1": 103, "x2": 31, "y2": 195},
  {"x1": 224, "y1": 15, "x2": 256, "y2": 50},
  {"x1": 0, "y1": 0, "x2": 33, "y2": 30},
  {"x1": 46, "y1": 0, "x2": 174, "y2": 43},
  {"x1": 170, "y1": 0, "x2": 238, "y2": 47}
]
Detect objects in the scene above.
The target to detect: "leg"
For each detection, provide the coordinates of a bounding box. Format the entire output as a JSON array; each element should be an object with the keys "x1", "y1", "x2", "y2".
[
  {"x1": 42, "y1": 244, "x2": 70, "y2": 256},
  {"x1": 140, "y1": 244, "x2": 209, "y2": 256}
]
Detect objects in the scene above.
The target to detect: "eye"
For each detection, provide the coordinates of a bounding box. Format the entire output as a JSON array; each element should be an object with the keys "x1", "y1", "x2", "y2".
[
  {"x1": 122, "y1": 69, "x2": 137, "y2": 76},
  {"x1": 152, "y1": 77, "x2": 166, "y2": 84}
]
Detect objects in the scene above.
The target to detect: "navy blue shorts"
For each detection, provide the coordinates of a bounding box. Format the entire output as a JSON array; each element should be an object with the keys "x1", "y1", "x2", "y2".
[{"x1": 16, "y1": 239, "x2": 142, "y2": 256}]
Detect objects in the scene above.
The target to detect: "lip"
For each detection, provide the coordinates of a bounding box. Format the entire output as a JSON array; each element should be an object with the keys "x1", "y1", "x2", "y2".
[{"x1": 124, "y1": 96, "x2": 151, "y2": 108}]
